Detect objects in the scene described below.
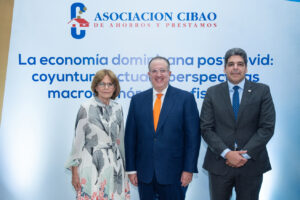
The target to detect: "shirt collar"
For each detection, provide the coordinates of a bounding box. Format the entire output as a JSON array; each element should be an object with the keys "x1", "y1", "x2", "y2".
[
  {"x1": 153, "y1": 85, "x2": 169, "y2": 97},
  {"x1": 94, "y1": 96, "x2": 113, "y2": 107},
  {"x1": 228, "y1": 79, "x2": 245, "y2": 91}
]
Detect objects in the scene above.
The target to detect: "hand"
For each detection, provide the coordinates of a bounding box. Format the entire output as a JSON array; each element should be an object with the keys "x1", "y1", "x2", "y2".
[
  {"x1": 225, "y1": 151, "x2": 248, "y2": 168},
  {"x1": 71, "y1": 169, "x2": 81, "y2": 192},
  {"x1": 181, "y1": 171, "x2": 193, "y2": 187},
  {"x1": 128, "y1": 173, "x2": 138, "y2": 186}
]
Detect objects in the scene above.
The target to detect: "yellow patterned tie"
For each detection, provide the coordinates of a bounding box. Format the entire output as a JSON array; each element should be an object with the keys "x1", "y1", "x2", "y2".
[{"x1": 153, "y1": 93, "x2": 163, "y2": 132}]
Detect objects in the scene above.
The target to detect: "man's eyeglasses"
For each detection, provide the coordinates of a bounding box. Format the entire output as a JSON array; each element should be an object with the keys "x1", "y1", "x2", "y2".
[
  {"x1": 150, "y1": 69, "x2": 168, "y2": 74},
  {"x1": 97, "y1": 82, "x2": 115, "y2": 89}
]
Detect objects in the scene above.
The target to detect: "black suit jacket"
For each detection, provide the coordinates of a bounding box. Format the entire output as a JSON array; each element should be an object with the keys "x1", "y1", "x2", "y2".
[{"x1": 200, "y1": 79, "x2": 275, "y2": 176}]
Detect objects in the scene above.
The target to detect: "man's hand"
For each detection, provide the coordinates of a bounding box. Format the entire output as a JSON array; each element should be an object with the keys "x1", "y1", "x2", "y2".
[
  {"x1": 128, "y1": 173, "x2": 138, "y2": 186},
  {"x1": 181, "y1": 171, "x2": 193, "y2": 187},
  {"x1": 225, "y1": 151, "x2": 248, "y2": 168}
]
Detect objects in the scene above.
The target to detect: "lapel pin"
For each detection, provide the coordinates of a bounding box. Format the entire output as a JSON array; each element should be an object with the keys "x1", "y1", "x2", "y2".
[{"x1": 248, "y1": 89, "x2": 252, "y2": 93}]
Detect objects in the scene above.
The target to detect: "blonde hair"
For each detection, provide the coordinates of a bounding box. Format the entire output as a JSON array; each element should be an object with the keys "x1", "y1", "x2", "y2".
[{"x1": 91, "y1": 69, "x2": 120, "y2": 99}]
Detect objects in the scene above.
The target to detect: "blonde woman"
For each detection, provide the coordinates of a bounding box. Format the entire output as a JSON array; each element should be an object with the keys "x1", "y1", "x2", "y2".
[{"x1": 66, "y1": 69, "x2": 130, "y2": 200}]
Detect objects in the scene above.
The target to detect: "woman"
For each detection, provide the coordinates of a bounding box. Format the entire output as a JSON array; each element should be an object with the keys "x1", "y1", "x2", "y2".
[{"x1": 66, "y1": 69, "x2": 130, "y2": 200}]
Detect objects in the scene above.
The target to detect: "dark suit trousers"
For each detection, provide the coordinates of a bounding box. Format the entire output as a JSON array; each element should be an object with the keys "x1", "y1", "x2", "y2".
[
  {"x1": 138, "y1": 175, "x2": 187, "y2": 200},
  {"x1": 209, "y1": 172, "x2": 263, "y2": 200}
]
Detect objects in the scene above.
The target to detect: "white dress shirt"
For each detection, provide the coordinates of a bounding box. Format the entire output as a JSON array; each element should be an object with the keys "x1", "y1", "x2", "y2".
[{"x1": 221, "y1": 79, "x2": 251, "y2": 160}]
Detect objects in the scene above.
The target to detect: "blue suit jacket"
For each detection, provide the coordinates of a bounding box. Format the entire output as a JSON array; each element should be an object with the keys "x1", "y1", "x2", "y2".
[{"x1": 125, "y1": 85, "x2": 200, "y2": 184}]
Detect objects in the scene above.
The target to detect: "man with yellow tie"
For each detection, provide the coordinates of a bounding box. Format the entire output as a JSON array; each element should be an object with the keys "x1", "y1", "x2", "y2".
[{"x1": 125, "y1": 56, "x2": 201, "y2": 200}]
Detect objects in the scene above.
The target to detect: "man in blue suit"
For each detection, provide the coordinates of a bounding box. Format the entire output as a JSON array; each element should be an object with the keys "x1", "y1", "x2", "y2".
[{"x1": 125, "y1": 56, "x2": 201, "y2": 200}]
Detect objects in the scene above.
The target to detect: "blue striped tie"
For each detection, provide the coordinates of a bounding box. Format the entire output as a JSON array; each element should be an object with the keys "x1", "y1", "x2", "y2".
[{"x1": 233, "y1": 86, "x2": 240, "y2": 120}]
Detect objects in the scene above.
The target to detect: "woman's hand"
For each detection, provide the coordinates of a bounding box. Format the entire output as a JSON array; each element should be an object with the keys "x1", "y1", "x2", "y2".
[{"x1": 71, "y1": 167, "x2": 81, "y2": 192}]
